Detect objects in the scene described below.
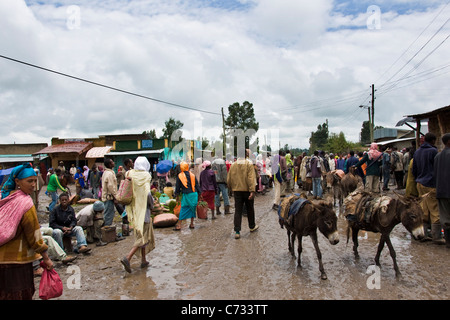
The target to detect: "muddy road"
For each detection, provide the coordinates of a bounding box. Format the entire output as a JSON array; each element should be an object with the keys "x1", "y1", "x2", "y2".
[{"x1": 34, "y1": 185, "x2": 449, "y2": 300}]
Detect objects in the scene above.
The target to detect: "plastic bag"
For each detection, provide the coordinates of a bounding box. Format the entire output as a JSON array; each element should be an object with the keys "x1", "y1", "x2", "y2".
[{"x1": 39, "y1": 261, "x2": 63, "y2": 300}]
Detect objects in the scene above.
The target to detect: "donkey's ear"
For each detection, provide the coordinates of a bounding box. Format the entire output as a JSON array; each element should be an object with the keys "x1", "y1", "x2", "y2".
[{"x1": 393, "y1": 190, "x2": 408, "y2": 205}]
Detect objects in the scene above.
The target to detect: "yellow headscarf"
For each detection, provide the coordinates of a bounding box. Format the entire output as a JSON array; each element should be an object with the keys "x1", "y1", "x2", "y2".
[{"x1": 178, "y1": 162, "x2": 196, "y2": 192}]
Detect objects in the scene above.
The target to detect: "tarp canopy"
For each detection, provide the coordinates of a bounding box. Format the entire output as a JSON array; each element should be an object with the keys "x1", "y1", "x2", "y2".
[
  {"x1": 0, "y1": 167, "x2": 14, "y2": 187},
  {"x1": 85, "y1": 146, "x2": 112, "y2": 158}
]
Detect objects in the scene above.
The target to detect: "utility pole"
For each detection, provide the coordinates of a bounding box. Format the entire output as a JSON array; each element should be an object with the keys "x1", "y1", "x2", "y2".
[
  {"x1": 221, "y1": 107, "x2": 226, "y2": 157},
  {"x1": 371, "y1": 84, "x2": 375, "y2": 142}
]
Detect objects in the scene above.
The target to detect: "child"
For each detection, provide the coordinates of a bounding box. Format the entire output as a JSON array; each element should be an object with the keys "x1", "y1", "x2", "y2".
[{"x1": 163, "y1": 181, "x2": 174, "y2": 198}]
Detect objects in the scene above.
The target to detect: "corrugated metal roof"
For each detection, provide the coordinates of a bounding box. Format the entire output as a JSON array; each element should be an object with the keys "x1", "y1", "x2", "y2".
[
  {"x1": 0, "y1": 155, "x2": 34, "y2": 163},
  {"x1": 85, "y1": 146, "x2": 112, "y2": 158},
  {"x1": 107, "y1": 149, "x2": 164, "y2": 156},
  {"x1": 33, "y1": 142, "x2": 92, "y2": 155}
]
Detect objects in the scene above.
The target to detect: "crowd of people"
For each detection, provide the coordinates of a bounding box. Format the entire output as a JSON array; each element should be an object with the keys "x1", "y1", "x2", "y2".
[{"x1": 1, "y1": 132, "x2": 449, "y2": 299}]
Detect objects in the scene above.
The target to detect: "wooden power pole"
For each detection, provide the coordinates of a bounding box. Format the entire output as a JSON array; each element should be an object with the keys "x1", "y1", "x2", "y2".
[{"x1": 371, "y1": 84, "x2": 375, "y2": 142}]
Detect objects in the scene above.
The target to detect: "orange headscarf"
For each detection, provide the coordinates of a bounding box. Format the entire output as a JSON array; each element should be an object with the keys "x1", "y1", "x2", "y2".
[{"x1": 178, "y1": 162, "x2": 196, "y2": 192}]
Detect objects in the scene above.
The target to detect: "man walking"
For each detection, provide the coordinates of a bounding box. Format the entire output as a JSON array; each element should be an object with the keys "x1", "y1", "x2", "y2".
[
  {"x1": 413, "y1": 133, "x2": 444, "y2": 244},
  {"x1": 311, "y1": 150, "x2": 323, "y2": 199},
  {"x1": 102, "y1": 158, "x2": 118, "y2": 226},
  {"x1": 227, "y1": 149, "x2": 259, "y2": 239},
  {"x1": 212, "y1": 157, "x2": 231, "y2": 214},
  {"x1": 434, "y1": 133, "x2": 450, "y2": 248}
]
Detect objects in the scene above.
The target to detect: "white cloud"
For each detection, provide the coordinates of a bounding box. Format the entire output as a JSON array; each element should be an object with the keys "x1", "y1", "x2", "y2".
[{"x1": 0, "y1": 0, "x2": 449, "y2": 150}]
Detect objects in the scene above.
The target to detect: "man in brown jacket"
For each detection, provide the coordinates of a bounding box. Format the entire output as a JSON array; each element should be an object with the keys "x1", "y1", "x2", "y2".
[{"x1": 227, "y1": 149, "x2": 259, "y2": 239}]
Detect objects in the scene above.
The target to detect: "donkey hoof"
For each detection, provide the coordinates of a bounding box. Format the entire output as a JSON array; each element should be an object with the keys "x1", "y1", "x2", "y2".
[{"x1": 321, "y1": 273, "x2": 328, "y2": 280}]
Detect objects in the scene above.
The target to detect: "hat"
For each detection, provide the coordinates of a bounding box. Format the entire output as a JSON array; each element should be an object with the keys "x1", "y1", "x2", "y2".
[
  {"x1": 202, "y1": 160, "x2": 211, "y2": 168},
  {"x1": 93, "y1": 201, "x2": 105, "y2": 212}
]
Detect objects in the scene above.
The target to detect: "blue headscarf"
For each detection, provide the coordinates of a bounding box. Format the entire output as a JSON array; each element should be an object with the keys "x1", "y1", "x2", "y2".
[{"x1": 1, "y1": 163, "x2": 37, "y2": 198}]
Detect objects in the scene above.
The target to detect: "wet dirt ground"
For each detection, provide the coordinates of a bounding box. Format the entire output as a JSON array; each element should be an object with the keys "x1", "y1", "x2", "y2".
[{"x1": 34, "y1": 183, "x2": 449, "y2": 301}]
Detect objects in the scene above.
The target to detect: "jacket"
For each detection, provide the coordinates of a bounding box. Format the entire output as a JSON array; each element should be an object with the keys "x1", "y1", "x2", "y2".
[
  {"x1": 413, "y1": 142, "x2": 437, "y2": 188},
  {"x1": 101, "y1": 168, "x2": 117, "y2": 201},
  {"x1": 227, "y1": 158, "x2": 256, "y2": 192},
  {"x1": 47, "y1": 173, "x2": 67, "y2": 193},
  {"x1": 49, "y1": 204, "x2": 77, "y2": 230},
  {"x1": 355, "y1": 153, "x2": 382, "y2": 176}
]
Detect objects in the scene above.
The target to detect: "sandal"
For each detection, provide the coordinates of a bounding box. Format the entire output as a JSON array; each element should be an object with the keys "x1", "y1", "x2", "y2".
[
  {"x1": 173, "y1": 226, "x2": 181, "y2": 231},
  {"x1": 120, "y1": 257, "x2": 132, "y2": 273},
  {"x1": 140, "y1": 261, "x2": 150, "y2": 269},
  {"x1": 189, "y1": 224, "x2": 195, "y2": 229}
]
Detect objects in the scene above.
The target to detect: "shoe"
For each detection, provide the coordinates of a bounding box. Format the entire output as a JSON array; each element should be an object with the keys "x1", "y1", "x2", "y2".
[
  {"x1": 120, "y1": 257, "x2": 132, "y2": 273},
  {"x1": 250, "y1": 225, "x2": 259, "y2": 232},
  {"x1": 62, "y1": 255, "x2": 78, "y2": 265},
  {"x1": 79, "y1": 246, "x2": 91, "y2": 254},
  {"x1": 235, "y1": 232, "x2": 240, "y2": 239},
  {"x1": 140, "y1": 261, "x2": 150, "y2": 269}
]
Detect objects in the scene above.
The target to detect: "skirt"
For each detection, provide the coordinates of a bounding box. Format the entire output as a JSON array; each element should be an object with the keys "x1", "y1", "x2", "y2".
[
  {"x1": 201, "y1": 190, "x2": 215, "y2": 210},
  {"x1": 179, "y1": 192, "x2": 198, "y2": 221},
  {"x1": 0, "y1": 263, "x2": 35, "y2": 300}
]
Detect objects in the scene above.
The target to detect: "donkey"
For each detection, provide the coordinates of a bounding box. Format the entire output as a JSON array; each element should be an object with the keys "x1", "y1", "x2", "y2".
[
  {"x1": 344, "y1": 190, "x2": 425, "y2": 277},
  {"x1": 279, "y1": 197, "x2": 339, "y2": 280}
]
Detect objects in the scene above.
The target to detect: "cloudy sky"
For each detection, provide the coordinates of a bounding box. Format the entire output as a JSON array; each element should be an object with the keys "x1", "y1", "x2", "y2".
[{"x1": 0, "y1": 0, "x2": 449, "y2": 150}]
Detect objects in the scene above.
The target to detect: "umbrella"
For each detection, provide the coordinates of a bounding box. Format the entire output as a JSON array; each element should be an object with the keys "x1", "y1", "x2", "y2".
[{"x1": 156, "y1": 160, "x2": 173, "y2": 174}]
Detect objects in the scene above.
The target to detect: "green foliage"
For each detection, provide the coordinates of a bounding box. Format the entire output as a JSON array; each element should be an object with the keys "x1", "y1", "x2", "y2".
[
  {"x1": 162, "y1": 117, "x2": 184, "y2": 145},
  {"x1": 224, "y1": 101, "x2": 259, "y2": 132},
  {"x1": 309, "y1": 120, "x2": 329, "y2": 153}
]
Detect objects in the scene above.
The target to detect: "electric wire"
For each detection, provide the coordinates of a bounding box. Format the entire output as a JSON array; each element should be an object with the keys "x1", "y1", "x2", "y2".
[{"x1": 0, "y1": 54, "x2": 221, "y2": 116}]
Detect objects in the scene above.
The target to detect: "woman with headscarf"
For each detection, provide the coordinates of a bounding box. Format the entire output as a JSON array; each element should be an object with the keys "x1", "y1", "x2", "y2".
[
  {"x1": 199, "y1": 160, "x2": 218, "y2": 219},
  {"x1": 353, "y1": 142, "x2": 383, "y2": 193},
  {"x1": 120, "y1": 157, "x2": 155, "y2": 273},
  {"x1": 0, "y1": 163, "x2": 53, "y2": 299},
  {"x1": 173, "y1": 161, "x2": 200, "y2": 230}
]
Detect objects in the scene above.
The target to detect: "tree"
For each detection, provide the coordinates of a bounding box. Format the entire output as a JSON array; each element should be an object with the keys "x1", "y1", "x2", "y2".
[
  {"x1": 360, "y1": 121, "x2": 371, "y2": 145},
  {"x1": 224, "y1": 101, "x2": 259, "y2": 156},
  {"x1": 224, "y1": 101, "x2": 259, "y2": 132},
  {"x1": 326, "y1": 132, "x2": 350, "y2": 154},
  {"x1": 142, "y1": 129, "x2": 157, "y2": 139},
  {"x1": 309, "y1": 120, "x2": 329, "y2": 153},
  {"x1": 162, "y1": 117, "x2": 184, "y2": 146}
]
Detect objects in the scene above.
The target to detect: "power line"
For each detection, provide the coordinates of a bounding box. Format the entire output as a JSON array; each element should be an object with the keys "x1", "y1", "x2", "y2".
[
  {"x1": 378, "y1": 15, "x2": 450, "y2": 92},
  {"x1": 0, "y1": 54, "x2": 221, "y2": 116},
  {"x1": 379, "y1": 32, "x2": 450, "y2": 94},
  {"x1": 374, "y1": 1, "x2": 450, "y2": 86}
]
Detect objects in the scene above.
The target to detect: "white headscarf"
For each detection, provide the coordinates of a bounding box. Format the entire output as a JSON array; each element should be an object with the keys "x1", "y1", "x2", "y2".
[{"x1": 134, "y1": 156, "x2": 150, "y2": 172}]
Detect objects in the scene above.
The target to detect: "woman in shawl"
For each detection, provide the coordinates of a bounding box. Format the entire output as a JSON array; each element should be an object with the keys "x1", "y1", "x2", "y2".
[
  {"x1": 354, "y1": 143, "x2": 383, "y2": 193},
  {"x1": 120, "y1": 157, "x2": 155, "y2": 273},
  {"x1": 173, "y1": 161, "x2": 200, "y2": 230},
  {"x1": 0, "y1": 163, "x2": 53, "y2": 299}
]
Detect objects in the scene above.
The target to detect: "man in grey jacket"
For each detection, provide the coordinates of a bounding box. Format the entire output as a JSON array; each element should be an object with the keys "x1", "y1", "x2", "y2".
[{"x1": 212, "y1": 157, "x2": 231, "y2": 214}]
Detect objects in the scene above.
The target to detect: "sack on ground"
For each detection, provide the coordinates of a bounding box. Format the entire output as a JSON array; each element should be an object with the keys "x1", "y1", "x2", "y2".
[{"x1": 153, "y1": 213, "x2": 178, "y2": 228}]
